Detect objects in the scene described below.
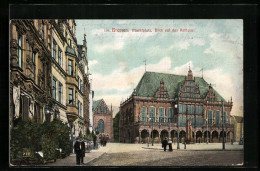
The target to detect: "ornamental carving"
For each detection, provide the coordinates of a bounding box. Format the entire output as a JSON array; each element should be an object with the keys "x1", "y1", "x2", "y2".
[
  {"x1": 10, "y1": 39, "x2": 18, "y2": 67},
  {"x1": 25, "y1": 31, "x2": 34, "y2": 46}
]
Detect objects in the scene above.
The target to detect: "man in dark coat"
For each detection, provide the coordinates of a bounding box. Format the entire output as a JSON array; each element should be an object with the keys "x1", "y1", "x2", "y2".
[
  {"x1": 162, "y1": 137, "x2": 168, "y2": 152},
  {"x1": 80, "y1": 139, "x2": 85, "y2": 164},
  {"x1": 74, "y1": 137, "x2": 81, "y2": 165}
]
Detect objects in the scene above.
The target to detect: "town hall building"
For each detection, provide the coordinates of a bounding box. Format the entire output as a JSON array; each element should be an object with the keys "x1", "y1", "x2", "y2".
[{"x1": 119, "y1": 69, "x2": 234, "y2": 144}]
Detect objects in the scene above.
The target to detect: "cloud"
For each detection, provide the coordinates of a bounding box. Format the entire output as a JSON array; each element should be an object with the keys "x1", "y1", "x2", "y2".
[
  {"x1": 204, "y1": 33, "x2": 243, "y2": 60},
  {"x1": 91, "y1": 57, "x2": 172, "y2": 105},
  {"x1": 89, "y1": 60, "x2": 98, "y2": 67},
  {"x1": 93, "y1": 41, "x2": 125, "y2": 53}
]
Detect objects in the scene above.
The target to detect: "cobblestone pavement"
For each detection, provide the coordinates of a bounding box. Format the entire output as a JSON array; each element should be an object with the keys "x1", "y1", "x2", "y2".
[
  {"x1": 46, "y1": 142, "x2": 244, "y2": 166},
  {"x1": 88, "y1": 150, "x2": 243, "y2": 166}
]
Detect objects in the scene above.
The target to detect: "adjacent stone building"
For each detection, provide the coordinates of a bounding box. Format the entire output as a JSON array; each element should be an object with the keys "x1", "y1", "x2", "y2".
[
  {"x1": 93, "y1": 99, "x2": 114, "y2": 142},
  {"x1": 119, "y1": 69, "x2": 234, "y2": 144},
  {"x1": 9, "y1": 19, "x2": 91, "y2": 139}
]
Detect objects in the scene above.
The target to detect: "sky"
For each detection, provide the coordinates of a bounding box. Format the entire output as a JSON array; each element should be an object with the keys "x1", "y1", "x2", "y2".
[{"x1": 75, "y1": 20, "x2": 243, "y2": 117}]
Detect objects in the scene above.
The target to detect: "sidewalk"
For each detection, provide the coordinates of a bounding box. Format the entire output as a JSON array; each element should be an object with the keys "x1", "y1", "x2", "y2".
[{"x1": 46, "y1": 147, "x2": 106, "y2": 166}]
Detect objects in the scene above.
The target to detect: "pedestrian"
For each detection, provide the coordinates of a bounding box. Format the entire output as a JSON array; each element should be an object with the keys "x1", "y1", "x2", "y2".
[
  {"x1": 168, "y1": 138, "x2": 173, "y2": 152},
  {"x1": 80, "y1": 139, "x2": 85, "y2": 164},
  {"x1": 168, "y1": 138, "x2": 173, "y2": 151},
  {"x1": 74, "y1": 137, "x2": 81, "y2": 165},
  {"x1": 104, "y1": 140, "x2": 107, "y2": 146},
  {"x1": 231, "y1": 139, "x2": 233, "y2": 145},
  {"x1": 162, "y1": 137, "x2": 168, "y2": 152}
]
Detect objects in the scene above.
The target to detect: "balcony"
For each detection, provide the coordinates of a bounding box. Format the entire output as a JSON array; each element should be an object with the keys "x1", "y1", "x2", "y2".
[{"x1": 136, "y1": 122, "x2": 177, "y2": 128}]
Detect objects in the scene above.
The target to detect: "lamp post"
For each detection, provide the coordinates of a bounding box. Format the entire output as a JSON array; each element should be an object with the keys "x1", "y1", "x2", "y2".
[
  {"x1": 151, "y1": 118, "x2": 154, "y2": 146},
  {"x1": 175, "y1": 104, "x2": 180, "y2": 149},
  {"x1": 206, "y1": 118, "x2": 209, "y2": 144},
  {"x1": 222, "y1": 101, "x2": 225, "y2": 150},
  {"x1": 147, "y1": 118, "x2": 151, "y2": 147}
]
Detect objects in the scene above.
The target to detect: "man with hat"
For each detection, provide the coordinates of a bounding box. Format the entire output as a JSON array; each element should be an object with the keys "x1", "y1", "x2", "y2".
[{"x1": 74, "y1": 137, "x2": 81, "y2": 165}]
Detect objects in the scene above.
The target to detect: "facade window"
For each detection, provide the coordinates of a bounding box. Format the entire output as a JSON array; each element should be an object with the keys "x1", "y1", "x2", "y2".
[
  {"x1": 187, "y1": 82, "x2": 190, "y2": 86},
  {"x1": 78, "y1": 77, "x2": 80, "y2": 89},
  {"x1": 68, "y1": 88, "x2": 73, "y2": 105},
  {"x1": 196, "y1": 117, "x2": 203, "y2": 126},
  {"x1": 182, "y1": 88, "x2": 186, "y2": 92},
  {"x1": 52, "y1": 40, "x2": 56, "y2": 58},
  {"x1": 178, "y1": 116, "x2": 186, "y2": 127},
  {"x1": 58, "y1": 48, "x2": 62, "y2": 66},
  {"x1": 58, "y1": 83, "x2": 62, "y2": 104},
  {"x1": 187, "y1": 88, "x2": 190, "y2": 92},
  {"x1": 191, "y1": 88, "x2": 194, "y2": 92},
  {"x1": 41, "y1": 21, "x2": 44, "y2": 40},
  {"x1": 168, "y1": 108, "x2": 173, "y2": 123},
  {"x1": 178, "y1": 104, "x2": 186, "y2": 114},
  {"x1": 195, "y1": 105, "x2": 203, "y2": 114},
  {"x1": 190, "y1": 116, "x2": 194, "y2": 126},
  {"x1": 52, "y1": 78, "x2": 56, "y2": 100},
  {"x1": 68, "y1": 59, "x2": 73, "y2": 76},
  {"x1": 78, "y1": 102, "x2": 82, "y2": 118},
  {"x1": 187, "y1": 104, "x2": 194, "y2": 114},
  {"x1": 149, "y1": 107, "x2": 155, "y2": 122},
  {"x1": 216, "y1": 110, "x2": 220, "y2": 124},
  {"x1": 208, "y1": 110, "x2": 213, "y2": 124},
  {"x1": 75, "y1": 91, "x2": 77, "y2": 107},
  {"x1": 159, "y1": 108, "x2": 165, "y2": 123},
  {"x1": 97, "y1": 119, "x2": 104, "y2": 133},
  {"x1": 142, "y1": 107, "x2": 146, "y2": 122},
  {"x1": 18, "y1": 33, "x2": 22, "y2": 68}
]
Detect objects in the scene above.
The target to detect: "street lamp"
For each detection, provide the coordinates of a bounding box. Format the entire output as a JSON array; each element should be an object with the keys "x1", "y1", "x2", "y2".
[
  {"x1": 151, "y1": 118, "x2": 155, "y2": 146},
  {"x1": 206, "y1": 118, "x2": 209, "y2": 144},
  {"x1": 175, "y1": 104, "x2": 180, "y2": 150},
  {"x1": 222, "y1": 101, "x2": 225, "y2": 150}
]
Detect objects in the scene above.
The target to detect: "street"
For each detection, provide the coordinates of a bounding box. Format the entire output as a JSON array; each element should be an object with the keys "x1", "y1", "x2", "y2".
[{"x1": 46, "y1": 142, "x2": 243, "y2": 166}]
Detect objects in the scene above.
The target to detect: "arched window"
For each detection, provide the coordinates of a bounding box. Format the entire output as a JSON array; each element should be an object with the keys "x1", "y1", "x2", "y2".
[{"x1": 97, "y1": 119, "x2": 104, "y2": 133}]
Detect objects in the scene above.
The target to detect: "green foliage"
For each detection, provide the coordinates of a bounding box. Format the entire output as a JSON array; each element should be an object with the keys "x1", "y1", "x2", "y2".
[
  {"x1": 79, "y1": 131, "x2": 83, "y2": 138},
  {"x1": 10, "y1": 118, "x2": 71, "y2": 162},
  {"x1": 86, "y1": 128, "x2": 90, "y2": 135},
  {"x1": 10, "y1": 119, "x2": 41, "y2": 160},
  {"x1": 41, "y1": 134, "x2": 56, "y2": 161},
  {"x1": 113, "y1": 112, "x2": 120, "y2": 142}
]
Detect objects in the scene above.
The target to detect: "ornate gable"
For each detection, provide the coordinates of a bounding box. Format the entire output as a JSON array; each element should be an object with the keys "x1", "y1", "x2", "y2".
[
  {"x1": 179, "y1": 69, "x2": 201, "y2": 99},
  {"x1": 155, "y1": 81, "x2": 169, "y2": 98},
  {"x1": 205, "y1": 84, "x2": 216, "y2": 102}
]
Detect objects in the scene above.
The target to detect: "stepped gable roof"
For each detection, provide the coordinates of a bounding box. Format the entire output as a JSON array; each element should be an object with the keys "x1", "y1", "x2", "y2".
[
  {"x1": 93, "y1": 99, "x2": 102, "y2": 111},
  {"x1": 135, "y1": 71, "x2": 226, "y2": 102}
]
